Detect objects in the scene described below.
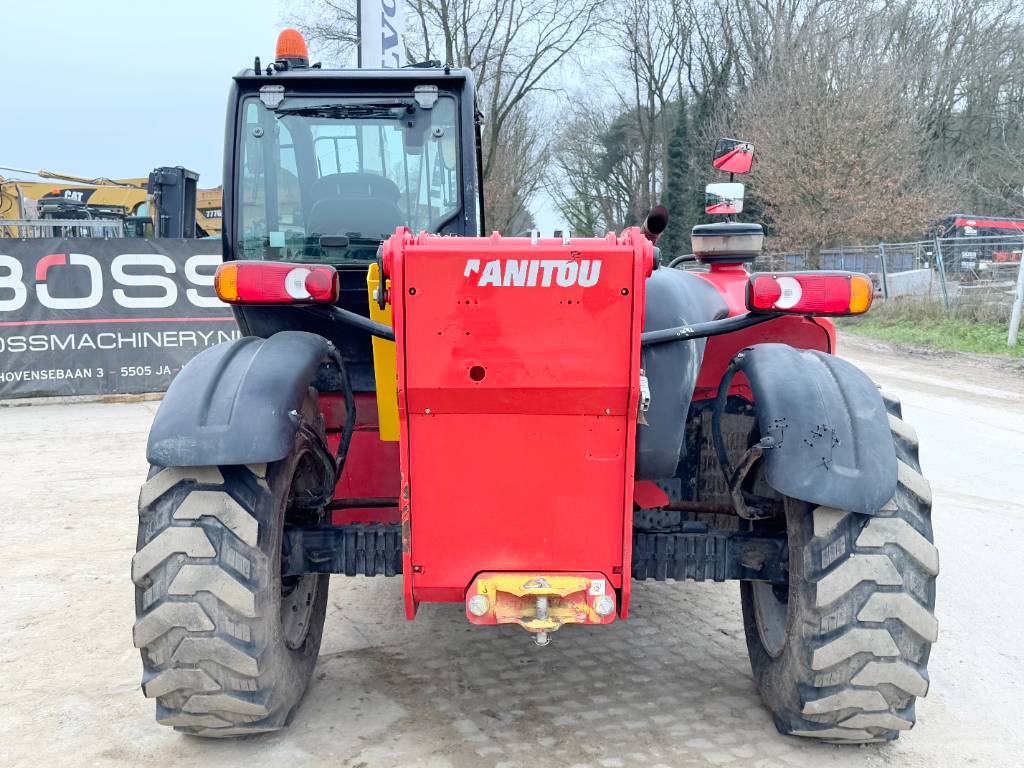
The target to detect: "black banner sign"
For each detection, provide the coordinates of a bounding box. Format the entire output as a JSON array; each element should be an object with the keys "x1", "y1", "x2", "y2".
[{"x1": 0, "y1": 238, "x2": 237, "y2": 398}]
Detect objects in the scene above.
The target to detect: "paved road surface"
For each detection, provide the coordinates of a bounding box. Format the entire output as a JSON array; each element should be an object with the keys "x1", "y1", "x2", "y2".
[{"x1": 1, "y1": 334, "x2": 1021, "y2": 767}]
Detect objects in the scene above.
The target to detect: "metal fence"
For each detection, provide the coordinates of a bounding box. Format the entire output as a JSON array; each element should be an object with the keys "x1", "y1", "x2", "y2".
[
  {"x1": 755, "y1": 241, "x2": 928, "y2": 274},
  {"x1": 758, "y1": 234, "x2": 1024, "y2": 347},
  {"x1": 0, "y1": 218, "x2": 125, "y2": 238}
]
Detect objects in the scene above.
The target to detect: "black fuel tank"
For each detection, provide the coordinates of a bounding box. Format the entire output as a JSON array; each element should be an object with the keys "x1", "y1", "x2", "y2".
[{"x1": 636, "y1": 269, "x2": 728, "y2": 479}]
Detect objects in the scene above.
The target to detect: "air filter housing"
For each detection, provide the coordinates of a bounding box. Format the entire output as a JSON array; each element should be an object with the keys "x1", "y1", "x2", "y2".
[{"x1": 691, "y1": 222, "x2": 764, "y2": 263}]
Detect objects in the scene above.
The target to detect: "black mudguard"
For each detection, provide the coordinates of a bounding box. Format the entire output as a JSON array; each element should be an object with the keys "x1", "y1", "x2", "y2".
[
  {"x1": 733, "y1": 343, "x2": 896, "y2": 514},
  {"x1": 147, "y1": 331, "x2": 333, "y2": 467},
  {"x1": 637, "y1": 269, "x2": 728, "y2": 478}
]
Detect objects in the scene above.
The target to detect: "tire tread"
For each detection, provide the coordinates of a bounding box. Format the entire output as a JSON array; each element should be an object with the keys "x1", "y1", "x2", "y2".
[{"x1": 743, "y1": 393, "x2": 937, "y2": 743}]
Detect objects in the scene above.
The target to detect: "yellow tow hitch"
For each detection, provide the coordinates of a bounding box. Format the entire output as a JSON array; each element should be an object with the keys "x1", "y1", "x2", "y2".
[{"x1": 464, "y1": 572, "x2": 617, "y2": 646}]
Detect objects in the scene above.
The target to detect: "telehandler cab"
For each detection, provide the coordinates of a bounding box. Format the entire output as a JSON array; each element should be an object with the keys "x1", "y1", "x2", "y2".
[{"x1": 132, "y1": 30, "x2": 937, "y2": 743}]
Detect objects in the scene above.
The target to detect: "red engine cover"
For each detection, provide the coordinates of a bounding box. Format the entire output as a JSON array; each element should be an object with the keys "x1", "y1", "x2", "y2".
[{"x1": 383, "y1": 229, "x2": 654, "y2": 617}]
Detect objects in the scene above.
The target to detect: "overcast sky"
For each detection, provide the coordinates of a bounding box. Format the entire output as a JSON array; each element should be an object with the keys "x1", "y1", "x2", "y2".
[
  {"x1": 0, "y1": 0, "x2": 563, "y2": 232},
  {"x1": 0, "y1": 0, "x2": 286, "y2": 186}
]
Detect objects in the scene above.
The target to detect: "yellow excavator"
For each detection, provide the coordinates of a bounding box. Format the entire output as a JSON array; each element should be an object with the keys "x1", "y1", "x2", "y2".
[{"x1": 0, "y1": 166, "x2": 222, "y2": 238}]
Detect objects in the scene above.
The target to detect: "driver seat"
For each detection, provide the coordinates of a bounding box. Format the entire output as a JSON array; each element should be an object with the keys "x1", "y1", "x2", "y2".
[{"x1": 306, "y1": 172, "x2": 405, "y2": 237}]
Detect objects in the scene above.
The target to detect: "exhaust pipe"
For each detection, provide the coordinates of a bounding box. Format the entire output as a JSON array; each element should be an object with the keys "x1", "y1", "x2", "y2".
[{"x1": 640, "y1": 205, "x2": 669, "y2": 244}]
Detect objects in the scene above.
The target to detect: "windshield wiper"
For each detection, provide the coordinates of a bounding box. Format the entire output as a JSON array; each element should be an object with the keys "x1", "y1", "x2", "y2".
[{"x1": 275, "y1": 102, "x2": 415, "y2": 119}]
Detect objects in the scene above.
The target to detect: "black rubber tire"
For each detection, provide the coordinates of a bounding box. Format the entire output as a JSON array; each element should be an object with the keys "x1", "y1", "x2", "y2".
[
  {"x1": 741, "y1": 391, "x2": 938, "y2": 743},
  {"x1": 132, "y1": 390, "x2": 331, "y2": 737}
]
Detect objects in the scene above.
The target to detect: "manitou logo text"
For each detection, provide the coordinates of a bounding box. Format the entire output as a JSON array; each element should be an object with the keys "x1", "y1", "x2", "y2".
[{"x1": 463, "y1": 258, "x2": 602, "y2": 288}]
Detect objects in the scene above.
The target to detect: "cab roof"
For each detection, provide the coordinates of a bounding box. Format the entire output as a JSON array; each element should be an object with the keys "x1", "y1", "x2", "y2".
[{"x1": 233, "y1": 66, "x2": 473, "y2": 87}]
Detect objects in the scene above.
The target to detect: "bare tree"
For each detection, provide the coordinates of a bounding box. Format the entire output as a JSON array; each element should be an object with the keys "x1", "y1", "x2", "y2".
[
  {"x1": 806, "y1": 0, "x2": 1024, "y2": 218},
  {"x1": 408, "y1": 0, "x2": 606, "y2": 230},
  {"x1": 611, "y1": 0, "x2": 686, "y2": 209},
  {"x1": 294, "y1": 0, "x2": 1024, "y2": 239},
  {"x1": 289, "y1": 1, "x2": 359, "y2": 61},
  {"x1": 736, "y1": 62, "x2": 955, "y2": 263},
  {"x1": 547, "y1": 0, "x2": 694, "y2": 236},
  {"x1": 547, "y1": 97, "x2": 664, "y2": 235},
  {"x1": 483, "y1": 99, "x2": 548, "y2": 233},
  {"x1": 970, "y1": 114, "x2": 1024, "y2": 214},
  {"x1": 295, "y1": 0, "x2": 606, "y2": 232}
]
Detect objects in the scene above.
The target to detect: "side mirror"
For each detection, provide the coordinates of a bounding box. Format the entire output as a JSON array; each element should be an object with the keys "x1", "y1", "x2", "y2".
[
  {"x1": 712, "y1": 138, "x2": 754, "y2": 174},
  {"x1": 705, "y1": 182, "x2": 745, "y2": 215}
]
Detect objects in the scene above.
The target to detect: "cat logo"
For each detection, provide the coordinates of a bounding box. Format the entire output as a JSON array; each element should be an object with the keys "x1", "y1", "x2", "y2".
[{"x1": 41, "y1": 188, "x2": 95, "y2": 204}]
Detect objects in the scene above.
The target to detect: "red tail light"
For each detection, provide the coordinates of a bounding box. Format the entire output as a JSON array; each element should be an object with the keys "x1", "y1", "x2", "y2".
[
  {"x1": 215, "y1": 261, "x2": 339, "y2": 305},
  {"x1": 747, "y1": 272, "x2": 873, "y2": 315}
]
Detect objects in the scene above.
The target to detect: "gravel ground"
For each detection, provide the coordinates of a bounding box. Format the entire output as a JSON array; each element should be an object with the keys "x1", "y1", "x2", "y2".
[{"x1": 1, "y1": 334, "x2": 1021, "y2": 767}]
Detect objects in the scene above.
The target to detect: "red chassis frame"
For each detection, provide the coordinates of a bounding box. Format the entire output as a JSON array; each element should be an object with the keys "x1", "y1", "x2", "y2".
[{"x1": 319, "y1": 234, "x2": 835, "y2": 624}]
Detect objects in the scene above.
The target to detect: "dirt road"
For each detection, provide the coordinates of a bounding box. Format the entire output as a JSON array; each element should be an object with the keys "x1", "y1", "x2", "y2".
[{"x1": 1, "y1": 334, "x2": 1021, "y2": 767}]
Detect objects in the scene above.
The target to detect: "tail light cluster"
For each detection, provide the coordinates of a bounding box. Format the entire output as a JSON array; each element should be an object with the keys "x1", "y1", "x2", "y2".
[
  {"x1": 211, "y1": 261, "x2": 870, "y2": 318},
  {"x1": 747, "y1": 272, "x2": 873, "y2": 316},
  {"x1": 215, "y1": 261, "x2": 339, "y2": 305}
]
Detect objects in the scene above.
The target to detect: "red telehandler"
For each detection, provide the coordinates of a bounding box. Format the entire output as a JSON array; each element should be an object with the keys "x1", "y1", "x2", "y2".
[{"x1": 132, "y1": 30, "x2": 937, "y2": 743}]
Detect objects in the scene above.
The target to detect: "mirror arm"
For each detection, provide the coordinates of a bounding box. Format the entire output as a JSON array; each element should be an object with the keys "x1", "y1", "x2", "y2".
[{"x1": 641, "y1": 312, "x2": 781, "y2": 346}]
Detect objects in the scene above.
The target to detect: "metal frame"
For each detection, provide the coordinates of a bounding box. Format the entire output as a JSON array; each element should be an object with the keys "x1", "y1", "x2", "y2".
[
  {"x1": 221, "y1": 66, "x2": 482, "y2": 272},
  {"x1": 0, "y1": 218, "x2": 124, "y2": 238},
  {"x1": 632, "y1": 528, "x2": 787, "y2": 583}
]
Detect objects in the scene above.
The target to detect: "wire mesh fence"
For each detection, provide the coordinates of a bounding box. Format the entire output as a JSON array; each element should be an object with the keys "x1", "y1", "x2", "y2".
[
  {"x1": 758, "y1": 234, "x2": 1024, "y2": 346},
  {"x1": 756, "y1": 241, "x2": 935, "y2": 275},
  {"x1": 0, "y1": 218, "x2": 126, "y2": 238}
]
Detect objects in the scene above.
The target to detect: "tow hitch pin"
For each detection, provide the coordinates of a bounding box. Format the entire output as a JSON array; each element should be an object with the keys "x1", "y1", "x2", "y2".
[{"x1": 534, "y1": 596, "x2": 550, "y2": 647}]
